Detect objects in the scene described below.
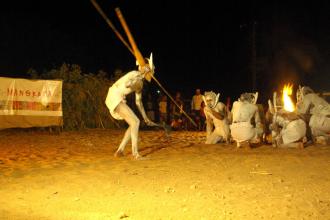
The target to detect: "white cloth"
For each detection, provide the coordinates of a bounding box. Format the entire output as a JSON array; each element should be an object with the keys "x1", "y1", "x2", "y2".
[
  {"x1": 105, "y1": 71, "x2": 143, "y2": 120},
  {"x1": 230, "y1": 122, "x2": 256, "y2": 143}
]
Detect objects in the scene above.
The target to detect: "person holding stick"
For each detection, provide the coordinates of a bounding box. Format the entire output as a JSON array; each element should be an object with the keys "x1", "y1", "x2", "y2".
[
  {"x1": 91, "y1": 2, "x2": 196, "y2": 158},
  {"x1": 105, "y1": 54, "x2": 157, "y2": 159}
]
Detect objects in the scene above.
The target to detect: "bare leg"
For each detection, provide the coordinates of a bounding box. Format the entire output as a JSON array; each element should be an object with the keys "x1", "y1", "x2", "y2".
[
  {"x1": 115, "y1": 127, "x2": 131, "y2": 156},
  {"x1": 115, "y1": 102, "x2": 141, "y2": 158},
  {"x1": 217, "y1": 124, "x2": 230, "y2": 144},
  {"x1": 206, "y1": 131, "x2": 221, "y2": 144}
]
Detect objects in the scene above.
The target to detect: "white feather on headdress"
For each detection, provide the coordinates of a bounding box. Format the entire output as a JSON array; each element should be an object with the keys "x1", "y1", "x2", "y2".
[{"x1": 144, "y1": 52, "x2": 155, "y2": 82}]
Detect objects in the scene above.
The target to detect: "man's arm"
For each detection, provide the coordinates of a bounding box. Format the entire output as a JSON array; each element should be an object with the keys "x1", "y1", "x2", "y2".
[
  {"x1": 204, "y1": 108, "x2": 214, "y2": 138},
  {"x1": 296, "y1": 98, "x2": 311, "y2": 115},
  {"x1": 210, "y1": 109, "x2": 225, "y2": 120},
  {"x1": 205, "y1": 104, "x2": 225, "y2": 121},
  {"x1": 254, "y1": 106, "x2": 261, "y2": 125},
  {"x1": 135, "y1": 91, "x2": 156, "y2": 126}
]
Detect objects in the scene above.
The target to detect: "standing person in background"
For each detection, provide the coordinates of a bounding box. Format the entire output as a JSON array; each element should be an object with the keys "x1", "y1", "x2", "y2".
[
  {"x1": 170, "y1": 92, "x2": 184, "y2": 130},
  {"x1": 158, "y1": 95, "x2": 168, "y2": 124},
  {"x1": 191, "y1": 89, "x2": 204, "y2": 130},
  {"x1": 146, "y1": 93, "x2": 155, "y2": 123}
]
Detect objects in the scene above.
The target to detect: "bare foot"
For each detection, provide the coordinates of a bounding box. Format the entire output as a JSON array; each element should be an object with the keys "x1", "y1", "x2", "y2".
[
  {"x1": 238, "y1": 141, "x2": 251, "y2": 149},
  {"x1": 132, "y1": 154, "x2": 147, "y2": 160},
  {"x1": 315, "y1": 136, "x2": 328, "y2": 145},
  {"x1": 279, "y1": 142, "x2": 304, "y2": 149},
  {"x1": 114, "y1": 150, "x2": 125, "y2": 158}
]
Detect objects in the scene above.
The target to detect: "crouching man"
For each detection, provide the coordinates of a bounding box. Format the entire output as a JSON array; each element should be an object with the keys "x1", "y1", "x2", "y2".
[
  {"x1": 203, "y1": 91, "x2": 230, "y2": 144},
  {"x1": 230, "y1": 92, "x2": 263, "y2": 148},
  {"x1": 269, "y1": 108, "x2": 306, "y2": 148},
  {"x1": 296, "y1": 86, "x2": 330, "y2": 145}
]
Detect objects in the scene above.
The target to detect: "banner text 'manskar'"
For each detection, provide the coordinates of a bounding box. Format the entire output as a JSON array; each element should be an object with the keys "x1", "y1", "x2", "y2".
[{"x1": 7, "y1": 88, "x2": 53, "y2": 97}]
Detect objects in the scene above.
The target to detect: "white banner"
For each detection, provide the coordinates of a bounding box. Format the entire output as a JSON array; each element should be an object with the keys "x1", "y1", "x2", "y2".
[{"x1": 0, "y1": 77, "x2": 62, "y2": 116}]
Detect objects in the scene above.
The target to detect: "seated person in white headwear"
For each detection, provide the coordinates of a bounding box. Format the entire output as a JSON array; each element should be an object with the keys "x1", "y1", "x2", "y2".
[
  {"x1": 296, "y1": 86, "x2": 330, "y2": 144},
  {"x1": 230, "y1": 92, "x2": 263, "y2": 147},
  {"x1": 203, "y1": 91, "x2": 230, "y2": 144}
]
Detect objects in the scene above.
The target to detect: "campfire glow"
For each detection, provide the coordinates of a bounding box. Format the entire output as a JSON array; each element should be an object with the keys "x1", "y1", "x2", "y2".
[{"x1": 282, "y1": 84, "x2": 295, "y2": 112}]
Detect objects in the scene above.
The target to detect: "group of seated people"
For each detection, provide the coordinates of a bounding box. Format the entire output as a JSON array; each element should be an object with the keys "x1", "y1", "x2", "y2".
[{"x1": 201, "y1": 86, "x2": 330, "y2": 148}]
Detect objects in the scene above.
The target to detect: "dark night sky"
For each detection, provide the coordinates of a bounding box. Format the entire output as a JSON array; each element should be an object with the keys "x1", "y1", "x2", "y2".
[{"x1": 1, "y1": 0, "x2": 330, "y2": 103}]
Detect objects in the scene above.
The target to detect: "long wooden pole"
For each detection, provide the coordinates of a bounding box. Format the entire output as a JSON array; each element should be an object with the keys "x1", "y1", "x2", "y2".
[
  {"x1": 90, "y1": 0, "x2": 134, "y2": 55},
  {"x1": 114, "y1": 8, "x2": 197, "y2": 128},
  {"x1": 90, "y1": 1, "x2": 197, "y2": 127},
  {"x1": 150, "y1": 75, "x2": 197, "y2": 127},
  {"x1": 115, "y1": 8, "x2": 146, "y2": 67}
]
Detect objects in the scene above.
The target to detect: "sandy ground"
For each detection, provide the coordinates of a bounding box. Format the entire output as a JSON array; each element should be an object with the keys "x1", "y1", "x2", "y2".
[{"x1": 0, "y1": 128, "x2": 330, "y2": 220}]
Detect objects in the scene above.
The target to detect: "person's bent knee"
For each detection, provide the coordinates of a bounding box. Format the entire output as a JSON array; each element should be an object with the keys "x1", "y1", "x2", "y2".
[{"x1": 130, "y1": 118, "x2": 140, "y2": 129}]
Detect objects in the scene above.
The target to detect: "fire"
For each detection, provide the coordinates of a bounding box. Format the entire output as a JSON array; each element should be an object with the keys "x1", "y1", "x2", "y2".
[{"x1": 282, "y1": 84, "x2": 295, "y2": 112}]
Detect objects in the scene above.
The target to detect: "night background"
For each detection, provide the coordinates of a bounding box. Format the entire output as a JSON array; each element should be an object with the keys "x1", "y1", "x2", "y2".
[{"x1": 1, "y1": 0, "x2": 330, "y2": 104}]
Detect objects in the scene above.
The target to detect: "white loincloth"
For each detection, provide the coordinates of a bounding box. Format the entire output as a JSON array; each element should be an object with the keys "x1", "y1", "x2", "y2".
[
  {"x1": 105, "y1": 85, "x2": 125, "y2": 120},
  {"x1": 230, "y1": 121, "x2": 256, "y2": 143},
  {"x1": 104, "y1": 71, "x2": 142, "y2": 120}
]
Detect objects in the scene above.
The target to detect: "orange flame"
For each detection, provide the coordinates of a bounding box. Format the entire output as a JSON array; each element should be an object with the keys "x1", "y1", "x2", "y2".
[{"x1": 282, "y1": 84, "x2": 295, "y2": 112}]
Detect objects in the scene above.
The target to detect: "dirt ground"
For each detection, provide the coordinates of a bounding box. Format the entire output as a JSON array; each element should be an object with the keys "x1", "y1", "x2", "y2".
[{"x1": 0, "y1": 128, "x2": 329, "y2": 220}]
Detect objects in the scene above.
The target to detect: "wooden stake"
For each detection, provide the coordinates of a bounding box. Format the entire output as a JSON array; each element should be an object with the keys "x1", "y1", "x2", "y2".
[
  {"x1": 90, "y1": 0, "x2": 134, "y2": 55},
  {"x1": 115, "y1": 8, "x2": 146, "y2": 67}
]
